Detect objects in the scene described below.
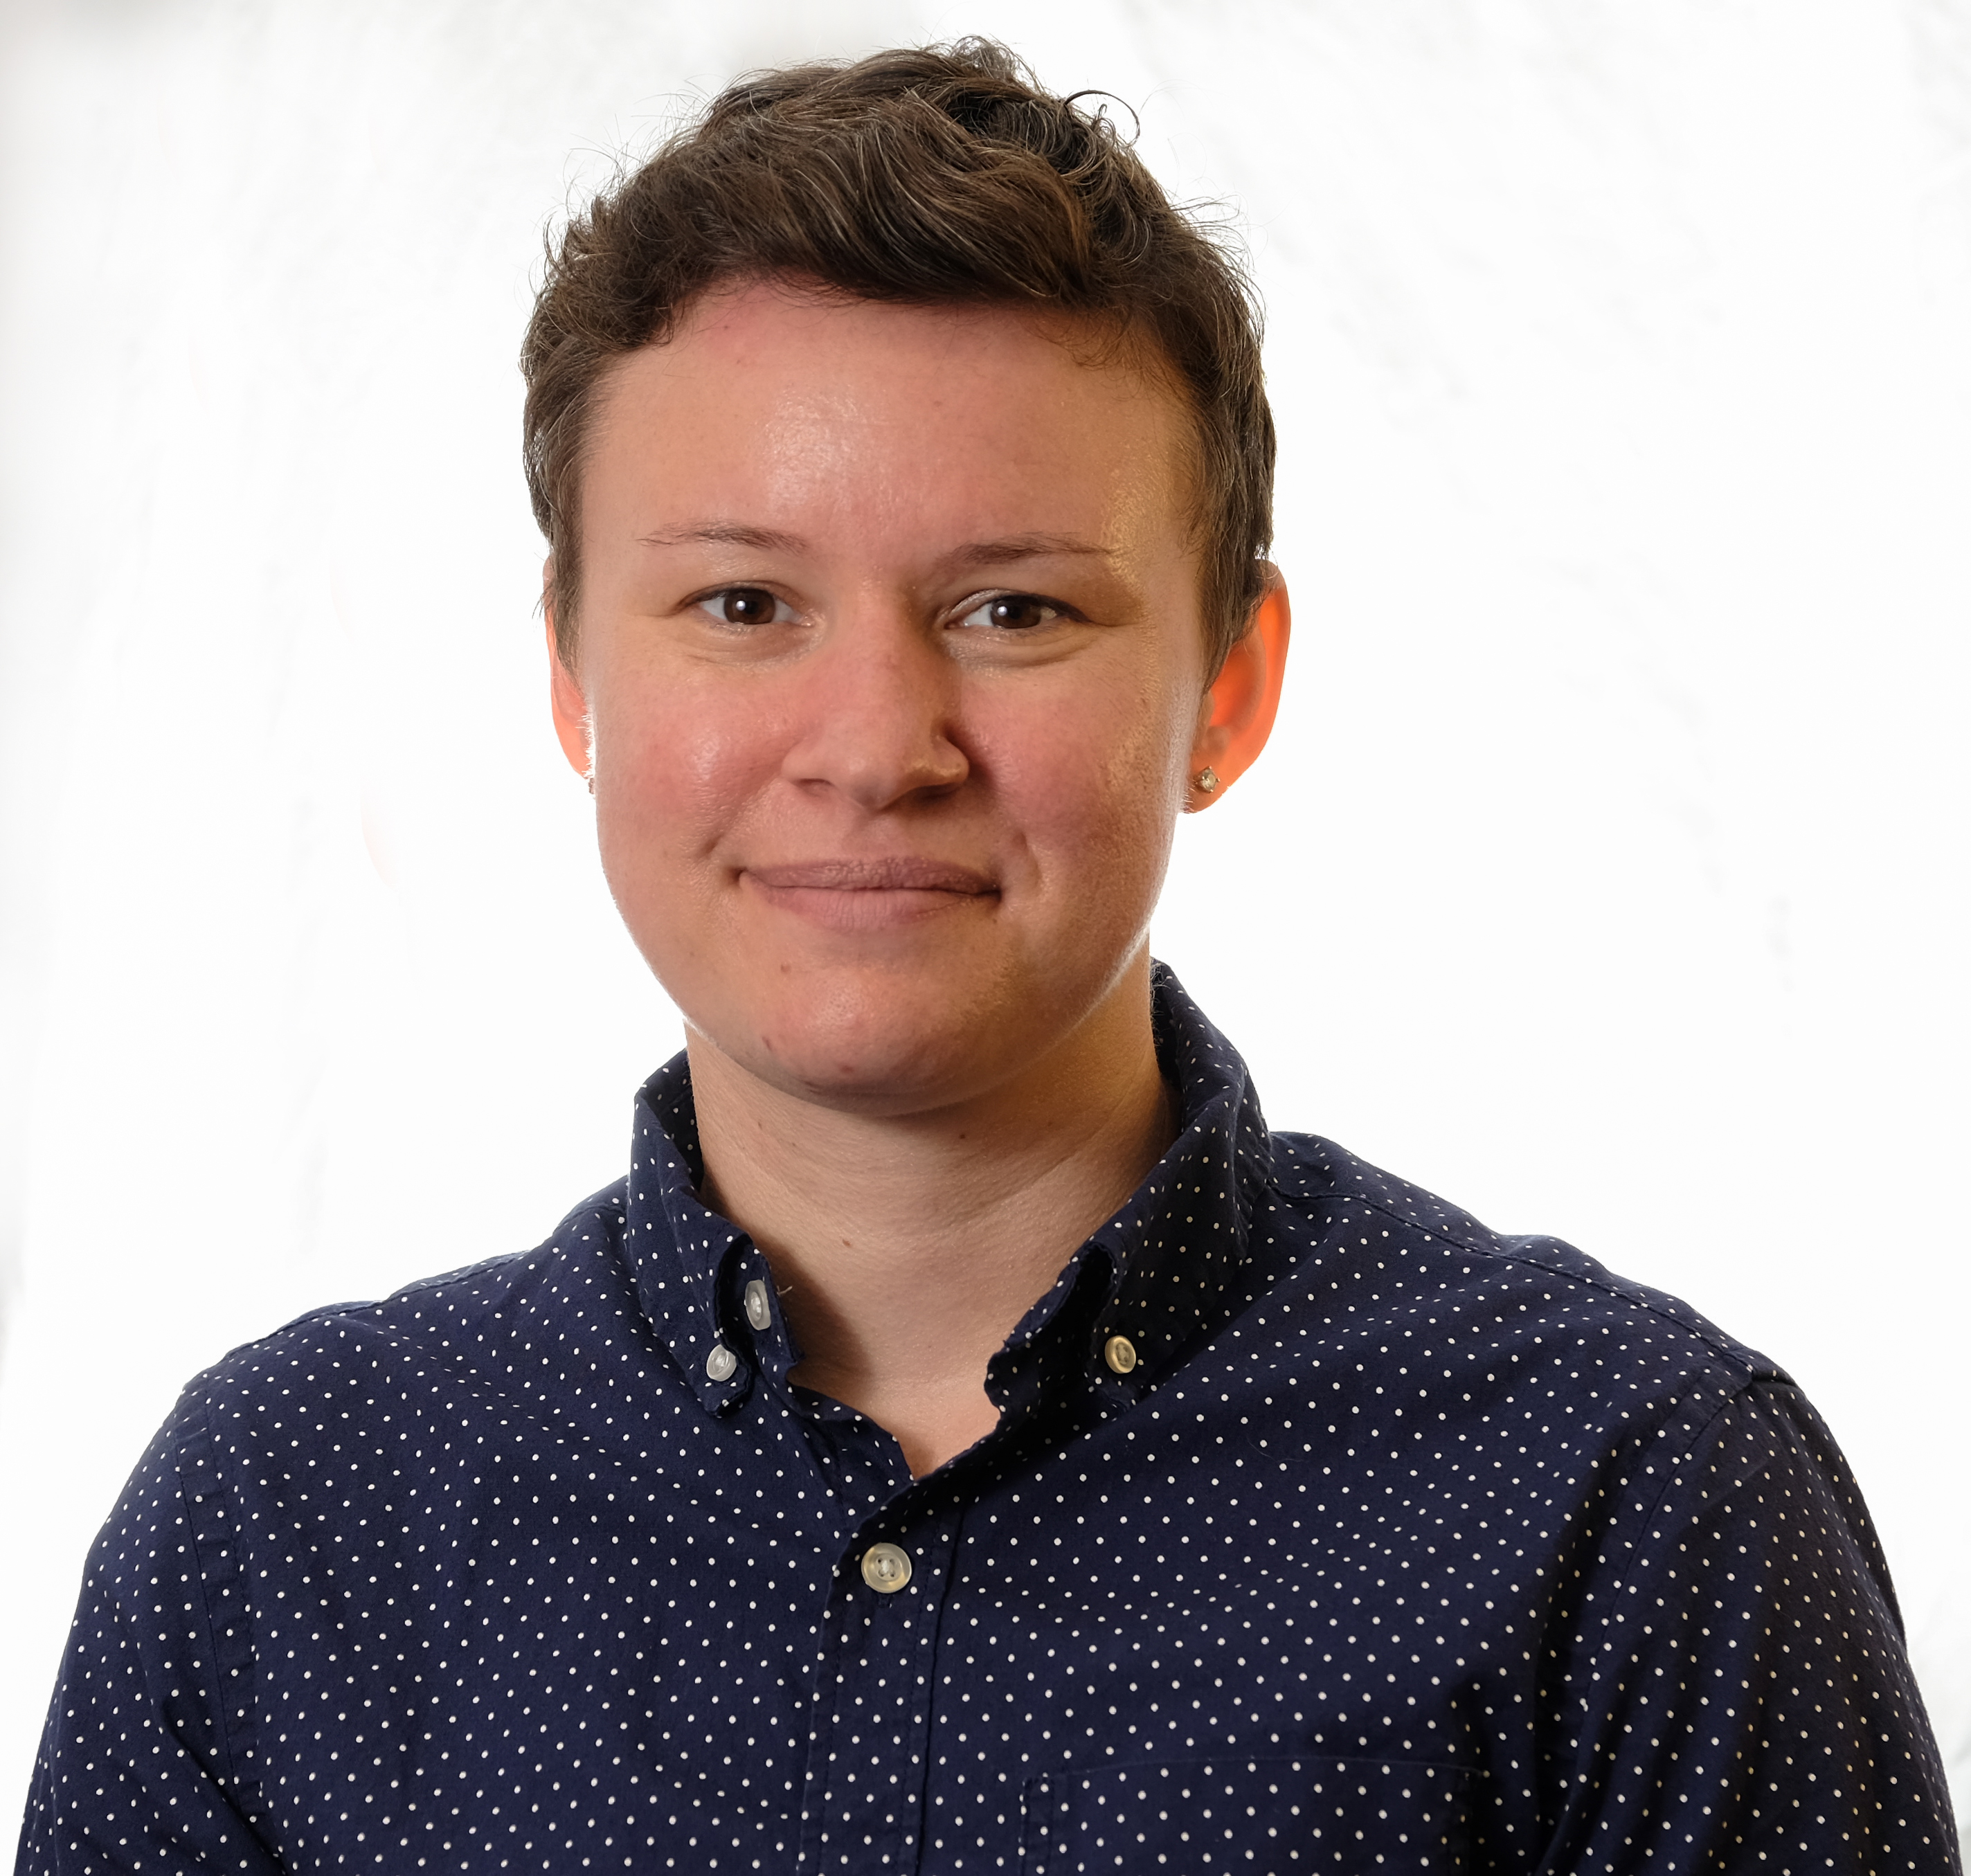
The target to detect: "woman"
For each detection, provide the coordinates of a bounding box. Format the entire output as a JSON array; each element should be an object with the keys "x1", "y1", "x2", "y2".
[{"x1": 20, "y1": 40, "x2": 1958, "y2": 1875}]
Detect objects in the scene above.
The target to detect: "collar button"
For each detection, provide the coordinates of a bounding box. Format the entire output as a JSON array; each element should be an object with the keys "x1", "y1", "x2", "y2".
[
  {"x1": 1104, "y1": 1334, "x2": 1139, "y2": 1375},
  {"x1": 861, "y1": 1542, "x2": 913, "y2": 1593}
]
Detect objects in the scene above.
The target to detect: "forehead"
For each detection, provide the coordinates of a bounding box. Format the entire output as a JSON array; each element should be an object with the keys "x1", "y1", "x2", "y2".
[{"x1": 580, "y1": 283, "x2": 1194, "y2": 554}]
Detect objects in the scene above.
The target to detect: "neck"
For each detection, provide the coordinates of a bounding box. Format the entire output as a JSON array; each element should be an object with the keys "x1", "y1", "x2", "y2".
[{"x1": 690, "y1": 953, "x2": 1176, "y2": 1477}]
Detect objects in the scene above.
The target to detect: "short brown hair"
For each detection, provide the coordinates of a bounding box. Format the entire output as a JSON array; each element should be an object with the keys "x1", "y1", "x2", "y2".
[{"x1": 521, "y1": 39, "x2": 1274, "y2": 674}]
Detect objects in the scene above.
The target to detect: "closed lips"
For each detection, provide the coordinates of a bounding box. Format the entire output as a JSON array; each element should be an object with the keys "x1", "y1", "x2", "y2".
[{"x1": 743, "y1": 860, "x2": 997, "y2": 894}]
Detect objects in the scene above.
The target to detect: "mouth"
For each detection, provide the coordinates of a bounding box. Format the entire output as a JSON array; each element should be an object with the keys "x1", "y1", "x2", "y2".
[{"x1": 741, "y1": 857, "x2": 999, "y2": 930}]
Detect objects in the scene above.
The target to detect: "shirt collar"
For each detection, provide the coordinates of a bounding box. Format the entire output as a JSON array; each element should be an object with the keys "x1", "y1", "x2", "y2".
[
  {"x1": 620, "y1": 962, "x2": 1274, "y2": 1418},
  {"x1": 623, "y1": 1054, "x2": 757, "y2": 1413},
  {"x1": 1083, "y1": 961, "x2": 1277, "y2": 1387}
]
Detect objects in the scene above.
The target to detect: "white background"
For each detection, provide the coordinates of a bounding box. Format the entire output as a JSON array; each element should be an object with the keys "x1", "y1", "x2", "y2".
[{"x1": 1, "y1": 0, "x2": 1966, "y2": 1845}]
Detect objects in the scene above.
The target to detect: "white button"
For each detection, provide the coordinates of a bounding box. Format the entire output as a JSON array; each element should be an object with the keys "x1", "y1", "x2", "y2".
[
  {"x1": 1104, "y1": 1334, "x2": 1138, "y2": 1375},
  {"x1": 744, "y1": 1280, "x2": 772, "y2": 1332},
  {"x1": 704, "y1": 1343, "x2": 738, "y2": 1382},
  {"x1": 860, "y1": 1542, "x2": 912, "y2": 1593}
]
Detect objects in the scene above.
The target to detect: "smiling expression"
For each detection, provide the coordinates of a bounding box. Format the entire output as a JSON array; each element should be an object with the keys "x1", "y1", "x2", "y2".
[{"x1": 555, "y1": 282, "x2": 1223, "y2": 1117}]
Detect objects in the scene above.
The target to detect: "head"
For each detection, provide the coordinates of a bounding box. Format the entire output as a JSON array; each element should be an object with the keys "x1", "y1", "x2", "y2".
[{"x1": 523, "y1": 42, "x2": 1288, "y2": 1117}]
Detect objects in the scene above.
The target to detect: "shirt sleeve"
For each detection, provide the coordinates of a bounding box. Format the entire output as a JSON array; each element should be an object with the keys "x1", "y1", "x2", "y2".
[
  {"x1": 15, "y1": 1391, "x2": 281, "y2": 1875},
  {"x1": 1540, "y1": 1378, "x2": 1961, "y2": 1874}
]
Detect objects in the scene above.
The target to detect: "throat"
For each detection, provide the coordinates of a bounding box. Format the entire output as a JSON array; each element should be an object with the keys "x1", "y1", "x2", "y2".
[{"x1": 685, "y1": 968, "x2": 1178, "y2": 1480}]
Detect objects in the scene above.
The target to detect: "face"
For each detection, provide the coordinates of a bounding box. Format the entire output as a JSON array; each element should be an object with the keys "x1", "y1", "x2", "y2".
[{"x1": 557, "y1": 282, "x2": 1221, "y2": 1118}]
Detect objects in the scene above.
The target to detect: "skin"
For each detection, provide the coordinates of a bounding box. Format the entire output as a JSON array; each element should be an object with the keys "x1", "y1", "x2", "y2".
[{"x1": 549, "y1": 280, "x2": 1288, "y2": 1474}]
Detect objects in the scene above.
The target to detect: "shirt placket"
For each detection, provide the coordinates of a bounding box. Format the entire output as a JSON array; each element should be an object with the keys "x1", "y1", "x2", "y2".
[{"x1": 798, "y1": 1497, "x2": 962, "y2": 1873}]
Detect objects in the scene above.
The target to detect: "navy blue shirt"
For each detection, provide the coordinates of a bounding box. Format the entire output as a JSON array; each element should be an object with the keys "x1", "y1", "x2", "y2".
[{"x1": 20, "y1": 969, "x2": 1959, "y2": 1873}]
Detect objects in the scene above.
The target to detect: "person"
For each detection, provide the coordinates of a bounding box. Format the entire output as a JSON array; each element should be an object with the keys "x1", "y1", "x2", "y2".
[{"x1": 16, "y1": 39, "x2": 1959, "y2": 1876}]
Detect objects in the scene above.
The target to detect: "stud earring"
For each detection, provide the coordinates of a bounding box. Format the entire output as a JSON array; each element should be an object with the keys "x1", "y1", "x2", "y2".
[{"x1": 1195, "y1": 766, "x2": 1219, "y2": 795}]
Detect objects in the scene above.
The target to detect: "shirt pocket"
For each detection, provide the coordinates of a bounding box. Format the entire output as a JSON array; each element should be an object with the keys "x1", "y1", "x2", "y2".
[{"x1": 1020, "y1": 1755, "x2": 1479, "y2": 1874}]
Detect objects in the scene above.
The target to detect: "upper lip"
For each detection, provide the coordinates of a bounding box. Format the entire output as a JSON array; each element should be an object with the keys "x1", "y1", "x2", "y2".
[{"x1": 744, "y1": 858, "x2": 997, "y2": 893}]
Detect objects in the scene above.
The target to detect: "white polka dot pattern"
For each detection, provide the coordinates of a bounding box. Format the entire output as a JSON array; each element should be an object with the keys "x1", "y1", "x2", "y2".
[{"x1": 17, "y1": 968, "x2": 1961, "y2": 1873}]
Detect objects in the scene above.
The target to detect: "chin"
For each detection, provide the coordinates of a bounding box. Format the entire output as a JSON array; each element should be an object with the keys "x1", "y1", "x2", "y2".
[
  {"x1": 725, "y1": 969, "x2": 1028, "y2": 1115},
  {"x1": 773, "y1": 1008, "x2": 993, "y2": 1110},
  {"x1": 660, "y1": 916, "x2": 1149, "y2": 1115}
]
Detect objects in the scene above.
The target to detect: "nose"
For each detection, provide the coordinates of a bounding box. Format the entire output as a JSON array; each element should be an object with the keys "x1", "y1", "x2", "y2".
[{"x1": 778, "y1": 603, "x2": 970, "y2": 811}]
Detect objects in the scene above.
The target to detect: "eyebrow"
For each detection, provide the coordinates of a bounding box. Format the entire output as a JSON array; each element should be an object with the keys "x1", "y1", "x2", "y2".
[
  {"x1": 636, "y1": 523, "x2": 1115, "y2": 567},
  {"x1": 637, "y1": 523, "x2": 804, "y2": 552},
  {"x1": 950, "y1": 532, "x2": 1115, "y2": 568}
]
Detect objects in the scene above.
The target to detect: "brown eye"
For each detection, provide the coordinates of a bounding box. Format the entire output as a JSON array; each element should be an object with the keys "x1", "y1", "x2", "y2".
[
  {"x1": 958, "y1": 593, "x2": 1062, "y2": 632},
  {"x1": 714, "y1": 587, "x2": 783, "y2": 626}
]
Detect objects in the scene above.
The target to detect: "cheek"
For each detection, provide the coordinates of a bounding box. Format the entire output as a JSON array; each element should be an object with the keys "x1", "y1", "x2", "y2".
[
  {"x1": 591, "y1": 673, "x2": 779, "y2": 863},
  {"x1": 986, "y1": 676, "x2": 1193, "y2": 878}
]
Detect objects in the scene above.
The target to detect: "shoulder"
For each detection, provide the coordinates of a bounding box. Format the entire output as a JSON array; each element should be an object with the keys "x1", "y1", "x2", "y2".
[
  {"x1": 175, "y1": 1179, "x2": 634, "y2": 1429},
  {"x1": 1252, "y1": 1128, "x2": 1783, "y2": 1444}
]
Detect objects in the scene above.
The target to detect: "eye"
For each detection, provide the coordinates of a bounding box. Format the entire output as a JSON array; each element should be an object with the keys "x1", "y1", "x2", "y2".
[
  {"x1": 955, "y1": 593, "x2": 1063, "y2": 633},
  {"x1": 697, "y1": 586, "x2": 793, "y2": 627}
]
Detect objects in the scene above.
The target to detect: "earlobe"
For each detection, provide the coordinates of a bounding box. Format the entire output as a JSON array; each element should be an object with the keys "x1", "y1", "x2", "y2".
[
  {"x1": 546, "y1": 611, "x2": 593, "y2": 786},
  {"x1": 1188, "y1": 569, "x2": 1290, "y2": 809}
]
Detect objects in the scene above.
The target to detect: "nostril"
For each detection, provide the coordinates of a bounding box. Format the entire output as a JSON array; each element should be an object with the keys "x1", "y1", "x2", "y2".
[{"x1": 780, "y1": 721, "x2": 969, "y2": 808}]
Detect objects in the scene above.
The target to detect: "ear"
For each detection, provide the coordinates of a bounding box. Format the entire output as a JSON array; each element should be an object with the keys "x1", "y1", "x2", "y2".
[
  {"x1": 1187, "y1": 567, "x2": 1290, "y2": 809},
  {"x1": 544, "y1": 579, "x2": 591, "y2": 783}
]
